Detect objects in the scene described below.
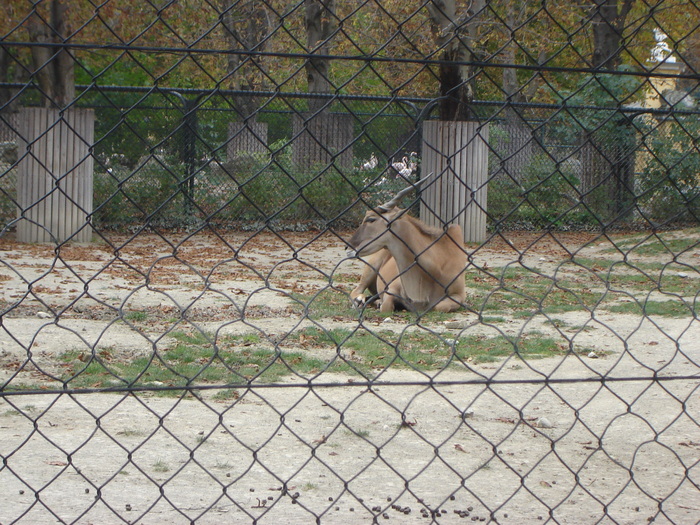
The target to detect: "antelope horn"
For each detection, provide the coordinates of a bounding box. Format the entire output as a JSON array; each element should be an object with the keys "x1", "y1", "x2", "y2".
[{"x1": 377, "y1": 173, "x2": 434, "y2": 212}]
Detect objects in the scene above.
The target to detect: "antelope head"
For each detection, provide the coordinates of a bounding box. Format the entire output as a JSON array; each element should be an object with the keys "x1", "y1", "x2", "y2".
[{"x1": 347, "y1": 174, "x2": 432, "y2": 257}]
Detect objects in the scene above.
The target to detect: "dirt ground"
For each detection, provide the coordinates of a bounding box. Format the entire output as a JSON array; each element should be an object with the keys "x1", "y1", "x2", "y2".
[{"x1": 0, "y1": 229, "x2": 698, "y2": 524}]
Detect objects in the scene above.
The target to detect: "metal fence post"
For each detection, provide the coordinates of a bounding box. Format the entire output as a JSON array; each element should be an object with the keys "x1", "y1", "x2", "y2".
[{"x1": 172, "y1": 92, "x2": 204, "y2": 218}]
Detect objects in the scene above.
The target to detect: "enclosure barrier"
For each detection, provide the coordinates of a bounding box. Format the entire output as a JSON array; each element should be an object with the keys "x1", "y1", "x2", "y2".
[
  {"x1": 420, "y1": 120, "x2": 490, "y2": 243},
  {"x1": 17, "y1": 107, "x2": 94, "y2": 243},
  {"x1": 0, "y1": 1, "x2": 698, "y2": 524}
]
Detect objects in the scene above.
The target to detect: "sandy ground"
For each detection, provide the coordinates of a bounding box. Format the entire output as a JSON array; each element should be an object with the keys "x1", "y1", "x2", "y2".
[{"x1": 0, "y1": 229, "x2": 699, "y2": 524}]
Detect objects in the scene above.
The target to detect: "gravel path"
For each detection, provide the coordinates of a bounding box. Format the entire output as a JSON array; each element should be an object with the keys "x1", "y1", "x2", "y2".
[{"x1": 0, "y1": 230, "x2": 698, "y2": 524}]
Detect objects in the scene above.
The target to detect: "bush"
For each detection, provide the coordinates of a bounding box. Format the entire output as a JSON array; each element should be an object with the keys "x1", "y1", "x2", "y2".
[
  {"x1": 637, "y1": 115, "x2": 700, "y2": 224},
  {"x1": 487, "y1": 154, "x2": 595, "y2": 229},
  {"x1": 93, "y1": 154, "x2": 190, "y2": 228},
  {"x1": 92, "y1": 140, "x2": 391, "y2": 230}
]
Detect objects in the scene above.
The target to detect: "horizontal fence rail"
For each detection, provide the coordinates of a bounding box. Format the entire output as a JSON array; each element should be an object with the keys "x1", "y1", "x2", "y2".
[{"x1": 0, "y1": 1, "x2": 699, "y2": 524}]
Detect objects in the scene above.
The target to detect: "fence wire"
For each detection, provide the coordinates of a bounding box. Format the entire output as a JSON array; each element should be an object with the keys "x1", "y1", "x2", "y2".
[{"x1": 1, "y1": 1, "x2": 699, "y2": 524}]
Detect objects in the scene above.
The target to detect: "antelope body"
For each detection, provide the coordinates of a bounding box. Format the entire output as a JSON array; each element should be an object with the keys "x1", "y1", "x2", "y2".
[{"x1": 347, "y1": 178, "x2": 467, "y2": 313}]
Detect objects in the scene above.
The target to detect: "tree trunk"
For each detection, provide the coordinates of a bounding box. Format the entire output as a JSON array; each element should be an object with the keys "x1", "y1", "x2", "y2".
[
  {"x1": 427, "y1": 0, "x2": 485, "y2": 121},
  {"x1": 26, "y1": 0, "x2": 74, "y2": 108},
  {"x1": 586, "y1": 0, "x2": 636, "y2": 221},
  {"x1": 0, "y1": 48, "x2": 22, "y2": 115},
  {"x1": 590, "y1": 0, "x2": 635, "y2": 70},
  {"x1": 220, "y1": 1, "x2": 270, "y2": 119},
  {"x1": 304, "y1": 0, "x2": 337, "y2": 114}
]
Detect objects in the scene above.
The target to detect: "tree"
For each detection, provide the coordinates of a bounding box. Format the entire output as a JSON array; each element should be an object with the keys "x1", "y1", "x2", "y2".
[
  {"x1": 426, "y1": 0, "x2": 486, "y2": 120},
  {"x1": 219, "y1": 1, "x2": 271, "y2": 119},
  {"x1": 25, "y1": 0, "x2": 74, "y2": 108},
  {"x1": 579, "y1": 0, "x2": 638, "y2": 221},
  {"x1": 304, "y1": 0, "x2": 338, "y2": 113},
  {"x1": 0, "y1": 48, "x2": 22, "y2": 115},
  {"x1": 589, "y1": 0, "x2": 636, "y2": 70}
]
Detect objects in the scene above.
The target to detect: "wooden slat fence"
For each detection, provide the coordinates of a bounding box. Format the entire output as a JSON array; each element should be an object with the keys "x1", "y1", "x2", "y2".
[
  {"x1": 292, "y1": 112, "x2": 353, "y2": 170},
  {"x1": 227, "y1": 120, "x2": 268, "y2": 160},
  {"x1": 420, "y1": 121, "x2": 489, "y2": 243},
  {"x1": 17, "y1": 107, "x2": 94, "y2": 243}
]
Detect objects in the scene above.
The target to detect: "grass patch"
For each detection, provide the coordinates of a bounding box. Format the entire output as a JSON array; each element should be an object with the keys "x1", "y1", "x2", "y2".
[
  {"x1": 292, "y1": 288, "x2": 360, "y2": 320},
  {"x1": 585, "y1": 261, "x2": 699, "y2": 296},
  {"x1": 124, "y1": 310, "x2": 148, "y2": 322},
  {"x1": 296, "y1": 327, "x2": 568, "y2": 366},
  {"x1": 293, "y1": 288, "x2": 458, "y2": 324},
  {"x1": 297, "y1": 262, "x2": 697, "y2": 324},
  {"x1": 153, "y1": 459, "x2": 170, "y2": 473},
  {"x1": 605, "y1": 299, "x2": 696, "y2": 318},
  {"x1": 1, "y1": 383, "x2": 49, "y2": 393},
  {"x1": 55, "y1": 327, "x2": 572, "y2": 393},
  {"x1": 608, "y1": 229, "x2": 700, "y2": 257},
  {"x1": 454, "y1": 333, "x2": 568, "y2": 363},
  {"x1": 57, "y1": 331, "x2": 344, "y2": 393},
  {"x1": 212, "y1": 389, "x2": 240, "y2": 401},
  {"x1": 117, "y1": 429, "x2": 146, "y2": 437}
]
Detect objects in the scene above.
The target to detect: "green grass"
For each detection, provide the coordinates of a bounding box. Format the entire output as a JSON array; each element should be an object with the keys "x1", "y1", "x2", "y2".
[
  {"x1": 212, "y1": 389, "x2": 240, "y2": 401},
  {"x1": 53, "y1": 327, "x2": 573, "y2": 394},
  {"x1": 473, "y1": 269, "x2": 609, "y2": 317},
  {"x1": 306, "y1": 260, "x2": 698, "y2": 322},
  {"x1": 606, "y1": 229, "x2": 700, "y2": 256},
  {"x1": 153, "y1": 459, "x2": 170, "y2": 473},
  {"x1": 605, "y1": 299, "x2": 695, "y2": 318},
  {"x1": 57, "y1": 332, "x2": 342, "y2": 392},
  {"x1": 124, "y1": 310, "x2": 148, "y2": 322},
  {"x1": 296, "y1": 327, "x2": 569, "y2": 367},
  {"x1": 578, "y1": 260, "x2": 700, "y2": 296},
  {"x1": 1, "y1": 383, "x2": 48, "y2": 393},
  {"x1": 292, "y1": 288, "x2": 458, "y2": 324},
  {"x1": 117, "y1": 429, "x2": 146, "y2": 437}
]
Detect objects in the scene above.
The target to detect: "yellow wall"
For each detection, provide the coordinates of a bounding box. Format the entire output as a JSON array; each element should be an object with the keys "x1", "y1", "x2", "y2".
[{"x1": 644, "y1": 61, "x2": 682, "y2": 109}]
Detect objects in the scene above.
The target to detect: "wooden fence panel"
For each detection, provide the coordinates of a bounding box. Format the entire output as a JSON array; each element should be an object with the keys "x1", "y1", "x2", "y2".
[
  {"x1": 420, "y1": 121, "x2": 489, "y2": 243},
  {"x1": 490, "y1": 122, "x2": 535, "y2": 181},
  {"x1": 292, "y1": 113, "x2": 353, "y2": 169},
  {"x1": 17, "y1": 107, "x2": 94, "y2": 243},
  {"x1": 227, "y1": 121, "x2": 268, "y2": 160}
]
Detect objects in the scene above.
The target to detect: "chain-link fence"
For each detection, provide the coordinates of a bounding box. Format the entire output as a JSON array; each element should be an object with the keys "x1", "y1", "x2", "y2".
[{"x1": 1, "y1": 1, "x2": 699, "y2": 523}]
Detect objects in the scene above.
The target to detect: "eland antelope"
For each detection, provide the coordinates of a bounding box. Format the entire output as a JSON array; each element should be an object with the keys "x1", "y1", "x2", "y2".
[{"x1": 347, "y1": 176, "x2": 467, "y2": 313}]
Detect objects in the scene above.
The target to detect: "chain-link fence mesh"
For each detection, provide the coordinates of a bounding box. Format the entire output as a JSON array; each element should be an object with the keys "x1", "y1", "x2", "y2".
[{"x1": 1, "y1": 1, "x2": 699, "y2": 523}]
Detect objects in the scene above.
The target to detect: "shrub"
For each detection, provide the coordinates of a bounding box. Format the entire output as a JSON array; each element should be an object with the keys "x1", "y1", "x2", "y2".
[
  {"x1": 92, "y1": 140, "x2": 388, "y2": 229},
  {"x1": 487, "y1": 153, "x2": 594, "y2": 229},
  {"x1": 636, "y1": 115, "x2": 700, "y2": 224}
]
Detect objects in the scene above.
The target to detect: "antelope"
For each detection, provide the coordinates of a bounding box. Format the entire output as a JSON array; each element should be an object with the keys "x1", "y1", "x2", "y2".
[{"x1": 347, "y1": 176, "x2": 467, "y2": 313}]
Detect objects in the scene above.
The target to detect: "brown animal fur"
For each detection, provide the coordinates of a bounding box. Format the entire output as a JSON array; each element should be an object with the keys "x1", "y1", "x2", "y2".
[{"x1": 348, "y1": 207, "x2": 466, "y2": 313}]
